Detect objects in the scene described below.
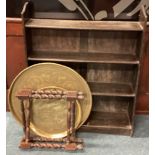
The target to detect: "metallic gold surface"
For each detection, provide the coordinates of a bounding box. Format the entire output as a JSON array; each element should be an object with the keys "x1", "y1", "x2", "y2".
[
  {"x1": 30, "y1": 86, "x2": 81, "y2": 138},
  {"x1": 9, "y1": 63, "x2": 92, "y2": 138}
]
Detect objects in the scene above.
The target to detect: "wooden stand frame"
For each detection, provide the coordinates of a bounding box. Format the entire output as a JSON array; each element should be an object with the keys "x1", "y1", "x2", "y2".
[{"x1": 16, "y1": 89, "x2": 84, "y2": 151}]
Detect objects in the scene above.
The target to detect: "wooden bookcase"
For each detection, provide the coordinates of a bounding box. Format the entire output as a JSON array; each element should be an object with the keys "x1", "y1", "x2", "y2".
[{"x1": 21, "y1": 2, "x2": 147, "y2": 136}]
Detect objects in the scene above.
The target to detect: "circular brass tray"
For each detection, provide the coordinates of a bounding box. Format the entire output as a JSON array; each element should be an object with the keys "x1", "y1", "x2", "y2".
[
  {"x1": 30, "y1": 86, "x2": 81, "y2": 138},
  {"x1": 9, "y1": 63, "x2": 92, "y2": 138}
]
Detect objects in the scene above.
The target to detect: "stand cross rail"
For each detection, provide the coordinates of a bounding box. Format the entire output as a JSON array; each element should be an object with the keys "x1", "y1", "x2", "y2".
[{"x1": 16, "y1": 88, "x2": 84, "y2": 151}]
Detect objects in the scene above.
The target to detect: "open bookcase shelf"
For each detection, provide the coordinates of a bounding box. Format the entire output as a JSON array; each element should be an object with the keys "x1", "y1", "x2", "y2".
[
  {"x1": 80, "y1": 111, "x2": 132, "y2": 135},
  {"x1": 88, "y1": 82, "x2": 135, "y2": 97},
  {"x1": 28, "y1": 52, "x2": 139, "y2": 64},
  {"x1": 80, "y1": 96, "x2": 134, "y2": 135},
  {"x1": 25, "y1": 18, "x2": 143, "y2": 31},
  {"x1": 22, "y1": 2, "x2": 147, "y2": 136}
]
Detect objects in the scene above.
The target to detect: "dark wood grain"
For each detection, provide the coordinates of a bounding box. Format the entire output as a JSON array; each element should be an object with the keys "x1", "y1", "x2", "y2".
[
  {"x1": 27, "y1": 29, "x2": 141, "y2": 64},
  {"x1": 88, "y1": 82, "x2": 135, "y2": 97},
  {"x1": 80, "y1": 125, "x2": 132, "y2": 136},
  {"x1": 28, "y1": 52, "x2": 139, "y2": 64},
  {"x1": 86, "y1": 111, "x2": 131, "y2": 127},
  {"x1": 87, "y1": 64, "x2": 137, "y2": 87},
  {"x1": 80, "y1": 111, "x2": 132, "y2": 136},
  {"x1": 92, "y1": 96, "x2": 133, "y2": 113},
  {"x1": 88, "y1": 31, "x2": 140, "y2": 55},
  {"x1": 25, "y1": 18, "x2": 143, "y2": 31},
  {"x1": 30, "y1": 29, "x2": 80, "y2": 53},
  {"x1": 129, "y1": 6, "x2": 147, "y2": 128},
  {"x1": 136, "y1": 25, "x2": 149, "y2": 114}
]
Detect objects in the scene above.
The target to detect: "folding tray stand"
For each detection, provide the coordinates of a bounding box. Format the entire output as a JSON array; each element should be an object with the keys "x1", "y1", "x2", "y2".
[{"x1": 16, "y1": 88, "x2": 84, "y2": 151}]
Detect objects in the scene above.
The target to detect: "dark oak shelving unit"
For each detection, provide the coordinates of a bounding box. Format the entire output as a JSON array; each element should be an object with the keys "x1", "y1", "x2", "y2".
[{"x1": 21, "y1": 2, "x2": 147, "y2": 136}]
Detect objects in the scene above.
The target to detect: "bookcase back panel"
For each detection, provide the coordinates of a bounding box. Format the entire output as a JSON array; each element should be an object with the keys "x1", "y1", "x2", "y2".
[
  {"x1": 92, "y1": 96, "x2": 133, "y2": 113},
  {"x1": 87, "y1": 64, "x2": 137, "y2": 84},
  {"x1": 30, "y1": 29, "x2": 80, "y2": 52},
  {"x1": 88, "y1": 31, "x2": 139, "y2": 55}
]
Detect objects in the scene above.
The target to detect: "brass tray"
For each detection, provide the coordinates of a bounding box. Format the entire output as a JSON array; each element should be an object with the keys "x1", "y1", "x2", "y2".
[
  {"x1": 9, "y1": 63, "x2": 92, "y2": 138},
  {"x1": 30, "y1": 86, "x2": 81, "y2": 138}
]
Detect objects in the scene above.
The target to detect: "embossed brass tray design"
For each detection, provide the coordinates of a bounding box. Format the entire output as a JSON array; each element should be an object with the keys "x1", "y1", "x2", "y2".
[
  {"x1": 30, "y1": 86, "x2": 81, "y2": 138},
  {"x1": 9, "y1": 63, "x2": 92, "y2": 138}
]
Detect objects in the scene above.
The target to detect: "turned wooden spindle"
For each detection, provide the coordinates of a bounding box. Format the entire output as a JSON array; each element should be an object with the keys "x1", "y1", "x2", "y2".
[
  {"x1": 20, "y1": 99, "x2": 26, "y2": 136},
  {"x1": 70, "y1": 100, "x2": 76, "y2": 138},
  {"x1": 67, "y1": 101, "x2": 71, "y2": 143},
  {"x1": 25, "y1": 98, "x2": 32, "y2": 142}
]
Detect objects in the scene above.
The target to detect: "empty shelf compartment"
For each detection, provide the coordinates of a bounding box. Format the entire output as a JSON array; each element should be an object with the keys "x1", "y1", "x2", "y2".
[
  {"x1": 88, "y1": 82, "x2": 135, "y2": 97},
  {"x1": 80, "y1": 111, "x2": 132, "y2": 135}
]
